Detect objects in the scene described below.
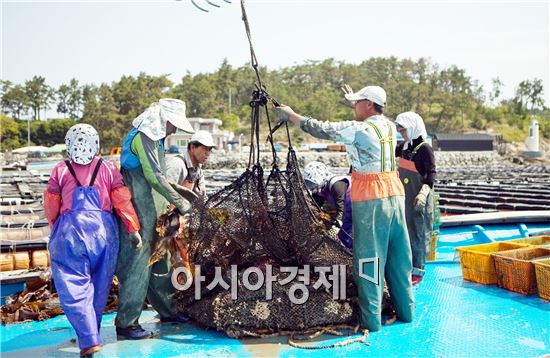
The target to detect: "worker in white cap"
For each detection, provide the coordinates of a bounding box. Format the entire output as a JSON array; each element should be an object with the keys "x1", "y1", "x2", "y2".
[
  {"x1": 163, "y1": 130, "x2": 216, "y2": 299},
  {"x1": 274, "y1": 84, "x2": 414, "y2": 332},
  {"x1": 166, "y1": 130, "x2": 216, "y2": 198}
]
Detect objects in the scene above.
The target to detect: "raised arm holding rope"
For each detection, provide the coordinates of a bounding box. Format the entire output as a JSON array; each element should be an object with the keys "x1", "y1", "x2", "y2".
[{"x1": 273, "y1": 86, "x2": 415, "y2": 332}]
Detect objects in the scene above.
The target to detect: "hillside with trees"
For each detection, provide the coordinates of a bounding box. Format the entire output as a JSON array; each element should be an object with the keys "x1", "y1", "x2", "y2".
[{"x1": 1, "y1": 57, "x2": 548, "y2": 152}]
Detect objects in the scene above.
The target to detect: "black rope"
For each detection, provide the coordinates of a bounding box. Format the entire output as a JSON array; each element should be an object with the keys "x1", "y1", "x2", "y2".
[
  {"x1": 240, "y1": 0, "x2": 262, "y2": 88},
  {"x1": 247, "y1": 101, "x2": 256, "y2": 168},
  {"x1": 240, "y1": 0, "x2": 293, "y2": 156}
]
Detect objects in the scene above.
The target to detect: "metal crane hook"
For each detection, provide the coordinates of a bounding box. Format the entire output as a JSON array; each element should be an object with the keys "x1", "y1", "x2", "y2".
[{"x1": 188, "y1": 0, "x2": 232, "y2": 13}]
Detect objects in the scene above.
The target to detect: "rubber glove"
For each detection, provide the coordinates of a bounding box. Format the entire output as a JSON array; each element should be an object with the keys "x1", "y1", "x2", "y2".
[
  {"x1": 414, "y1": 184, "x2": 431, "y2": 210},
  {"x1": 329, "y1": 225, "x2": 340, "y2": 237},
  {"x1": 170, "y1": 182, "x2": 199, "y2": 204},
  {"x1": 175, "y1": 200, "x2": 193, "y2": 215},
  {"x1": 129, "y1": 231, "x2": 143, "y2": 249},
  {"x1": 274, "y1": 105, "x2": 295, "y2": 122}
]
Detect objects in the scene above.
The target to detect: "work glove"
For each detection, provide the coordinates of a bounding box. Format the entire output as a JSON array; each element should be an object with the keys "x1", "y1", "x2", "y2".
[
  {"x1": 169, "y1": 182, "x2": 196, "y2": 214},
  {"x1": 328, "y1": 225, "x2": 340, "y2": 237},
  {"x1": 170, "y1": 182, "x2": 199, "y2": 204},
  {"x1": 274, "y1": 105, "x2": 295, "y2": 123},
  {"x1": 341, "y1": 84, "x2": 355, "y2": 107},
  {"x1": 414, "y1": 184, "x2": 431, "y2": 211},
  {"x1": 129, "y1": 231, "x2": 143, "y2": 249},
  {"x1": 176, "y1": 200, "x2": 193, "y2": 215},
  {"x1": 324, "y1": 218, "x2": 343, "y2": 233}
]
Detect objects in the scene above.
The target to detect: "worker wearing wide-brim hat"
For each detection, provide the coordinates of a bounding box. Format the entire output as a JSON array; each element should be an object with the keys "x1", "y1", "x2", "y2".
[{"x1": 115, "y1": 98, "x2": 195, "y2": 339}]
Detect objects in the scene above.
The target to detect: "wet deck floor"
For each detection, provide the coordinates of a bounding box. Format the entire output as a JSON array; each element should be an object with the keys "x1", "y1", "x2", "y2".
[{"x1": 1, "y1": 264, "x2": 548, "y2": 357}]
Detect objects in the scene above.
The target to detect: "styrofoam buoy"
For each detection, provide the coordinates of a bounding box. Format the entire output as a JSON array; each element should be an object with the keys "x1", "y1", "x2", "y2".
[
  {"x1": 0, "y1": 253, "x2": 14, "y2": 271},
  {"x1": 31, "y1": 250, "x2": 50, "y2": 268},
  {"x1": 13, "y1": 252, "x2": 30, "y2": 270}
]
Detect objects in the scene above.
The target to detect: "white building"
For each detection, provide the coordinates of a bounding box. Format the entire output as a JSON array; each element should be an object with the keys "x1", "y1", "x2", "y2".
[{"x1": 165, "y1": 117, "x2": 234, "y2": 151}]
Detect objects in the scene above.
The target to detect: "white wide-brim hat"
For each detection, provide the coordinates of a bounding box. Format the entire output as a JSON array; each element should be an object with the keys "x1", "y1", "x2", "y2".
[{"x1": 159, "y1": 98, "x2": 195, "y2": 134}]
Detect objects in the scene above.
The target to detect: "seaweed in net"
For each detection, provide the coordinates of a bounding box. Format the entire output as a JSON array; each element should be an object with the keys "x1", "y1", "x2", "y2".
[
  {"x1": 175, "y1": 0, "x2": 359, "y2": 338},
  {"x1": 178, "y1": 85, "x2": 356, "y2": 337},
  {"x1": 178, "y1": 267, "x2": 358, "y2": 338}
]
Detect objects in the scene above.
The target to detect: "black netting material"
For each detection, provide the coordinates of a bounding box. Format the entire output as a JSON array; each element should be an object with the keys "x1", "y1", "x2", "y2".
[
  {"x1": 175, "y1": 89, "x2": 358, "y2": 338},
  {"x1": 178, "y1": 268, "x2": 358, "y2": 338}
]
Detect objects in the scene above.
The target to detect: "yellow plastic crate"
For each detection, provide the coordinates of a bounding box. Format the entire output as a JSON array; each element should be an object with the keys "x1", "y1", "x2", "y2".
[
  {"x1": 492, "y1": 247, "x2": 550, "y2": 295},
  {"x1": 456, "y1": 242, "x2": 529, "y2": 284},
  {"x1": 534, "y1": 259, "x2": 550, "y2": 301},
  {"x1": 426, "y1": 232, "x2": 438, "y2": 262},
  {"x1": 508, "y1": 236, "x2": 550, "y2": 247}
]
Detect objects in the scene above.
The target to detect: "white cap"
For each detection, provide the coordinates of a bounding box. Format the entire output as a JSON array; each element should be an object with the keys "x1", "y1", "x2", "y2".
[
  {"x1": 190, "y1": 130, "x2": 216, "y2": 148},
  {"x1": 344, "y1": 86, "x2": 387, "y2": 107},
  {"x1": 159, "y1": 98, "x2": 195, "y2": 134}
]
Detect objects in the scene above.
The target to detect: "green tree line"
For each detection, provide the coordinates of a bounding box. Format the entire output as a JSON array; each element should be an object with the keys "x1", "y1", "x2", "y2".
[{"x1": 1, "y1": 57, "x2": 548, "y2": 152}]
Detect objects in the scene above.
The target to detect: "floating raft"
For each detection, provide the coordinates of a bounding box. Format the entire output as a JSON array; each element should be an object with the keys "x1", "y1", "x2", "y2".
[
  {"x1": 1, "y1": 173, "x2": 50, "y2": 276},
  {"x1": 435, "y1": 164, "x2": 550, "y2": 214}
]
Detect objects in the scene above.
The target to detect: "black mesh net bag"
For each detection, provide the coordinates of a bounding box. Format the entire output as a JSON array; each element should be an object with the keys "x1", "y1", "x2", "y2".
[
  {"x1": 186, "y1": 91, "x2": 274, "y2": 280},
  {"x1": 176, "y1": 7, "x2": 359, "y2": 333},
  {"x1": 187, "y1": 165, "x2": 271, "y2": 277},
  {"x1": 175, "y1": 86, "x2": 359, "y2": 337},
  {"x1": 264, "y1": 148, "x2": 354, "y2": 273},
  {"x1": 177, "y1": 267, "x2": 358, "y2": 338}
]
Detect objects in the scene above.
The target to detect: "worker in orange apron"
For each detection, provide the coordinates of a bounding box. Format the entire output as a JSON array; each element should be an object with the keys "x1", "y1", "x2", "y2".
[
  {"x1": 395, "y1": 112, "x2": 436, "y2": 285},
  {"x1": 274, "y1": 85, "x2": 414, "y2": 332}
]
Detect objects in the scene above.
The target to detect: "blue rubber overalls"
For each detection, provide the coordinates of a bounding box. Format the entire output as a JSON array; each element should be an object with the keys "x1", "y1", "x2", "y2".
[{"x1": 49, "y1": 159, "x2": 119, "y2": 350}]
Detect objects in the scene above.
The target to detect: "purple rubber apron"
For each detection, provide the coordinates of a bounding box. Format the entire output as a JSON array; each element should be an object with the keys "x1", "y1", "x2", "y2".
[{"x1": 49, "y1": 158, "x2": 119, "y2": 350}]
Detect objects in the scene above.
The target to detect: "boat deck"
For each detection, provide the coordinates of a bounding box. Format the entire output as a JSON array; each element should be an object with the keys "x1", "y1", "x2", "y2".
[
  {"x1": 2, "y1": 223, "x2": 550, "y2": 356},
  {"x1": 1, "y1": 261, "x2": 549, "y2": 356}
]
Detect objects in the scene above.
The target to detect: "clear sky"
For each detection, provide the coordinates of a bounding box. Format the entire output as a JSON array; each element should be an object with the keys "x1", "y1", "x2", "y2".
[{"x1": 2, "y1": 0, "x2": 549, "y2": 105}]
